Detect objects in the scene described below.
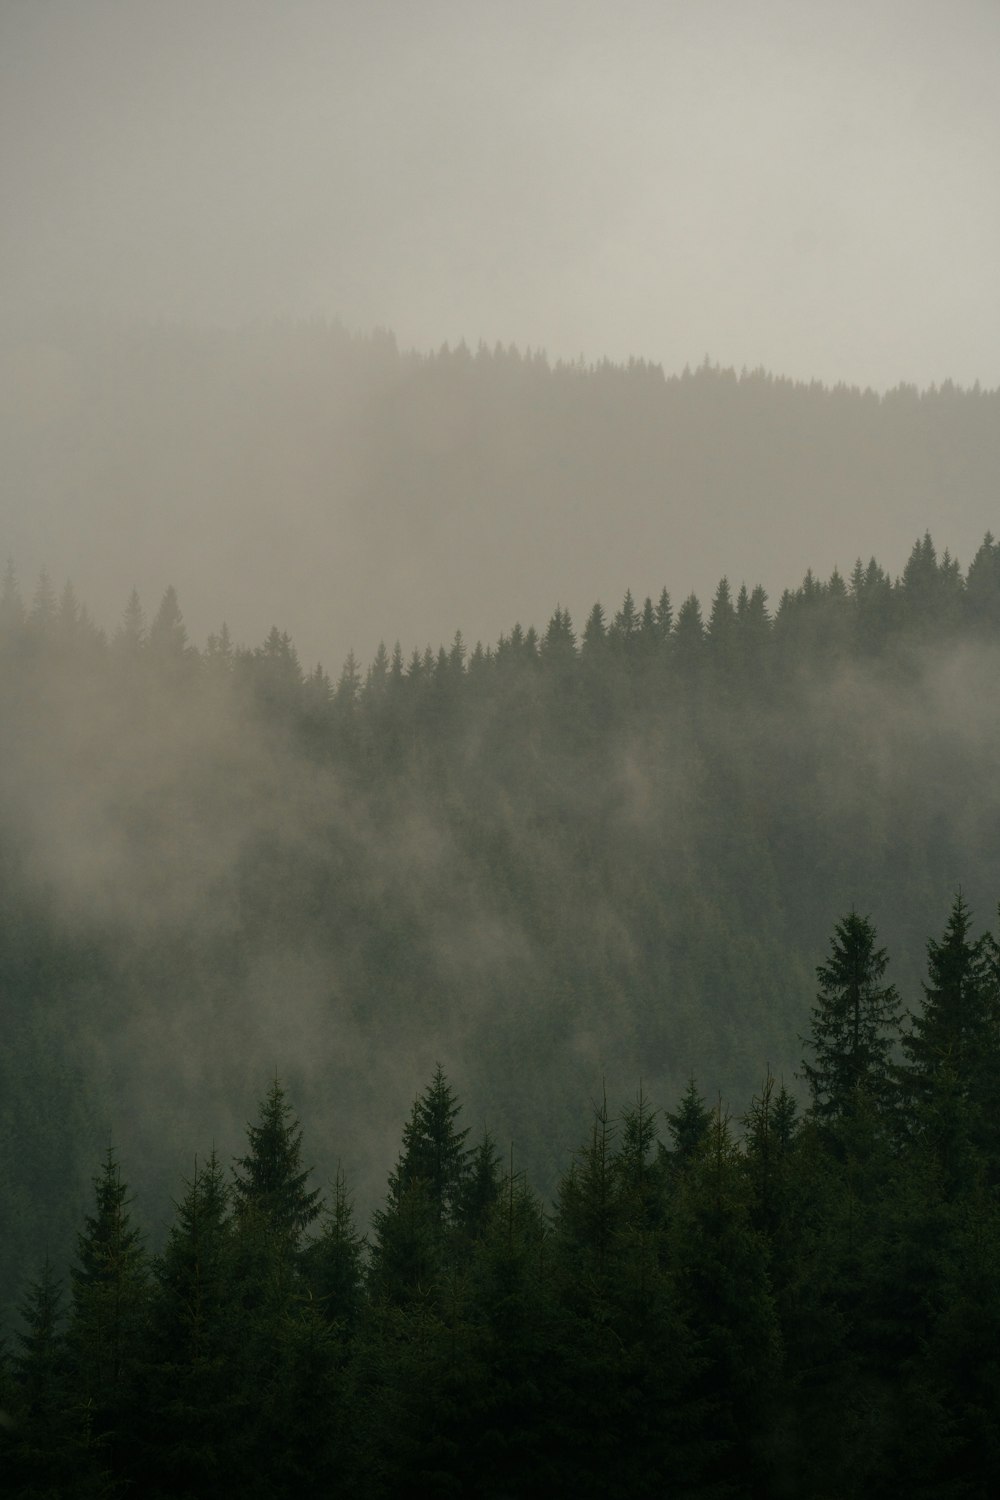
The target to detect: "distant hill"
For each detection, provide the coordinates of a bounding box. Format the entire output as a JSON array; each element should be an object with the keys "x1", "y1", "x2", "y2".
[{"x1": 2, "y1": 320, "x2": 998, "y2": 668}]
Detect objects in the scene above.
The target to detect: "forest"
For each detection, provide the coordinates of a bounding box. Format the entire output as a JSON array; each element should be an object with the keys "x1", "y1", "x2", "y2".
[
  {"x1": 5, "y1": 323, "x2": 1000, "y2": 666},
  {"x1": 3, "y1": 894, "x2": 1000, "y2": 1496},
  {"x1": 1, "y1": 528, "x2": 1000, "y2": 1493}
]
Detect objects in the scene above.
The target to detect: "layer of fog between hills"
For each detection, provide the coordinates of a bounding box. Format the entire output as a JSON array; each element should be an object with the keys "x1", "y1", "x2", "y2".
[{"x1": 2, "y1": 321, "x2": 998, "y2": 674}]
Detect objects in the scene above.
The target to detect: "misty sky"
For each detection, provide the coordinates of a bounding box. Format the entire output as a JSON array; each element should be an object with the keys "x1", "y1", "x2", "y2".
[{"x1": 3, "y1": 0, "x2": 999, "y2": 391}]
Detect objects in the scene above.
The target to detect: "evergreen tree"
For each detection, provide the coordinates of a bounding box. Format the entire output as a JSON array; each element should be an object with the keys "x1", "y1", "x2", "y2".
[
  {"x1": 7, "y1": 1257, "x2": 84, "y2": 1492},
  {"x1": 66, "y1": 1148, "x2": 149, "y2": 1485},
  {"x1": 458, "y1": 1127, "x2": 503, "y2": 1242},
  {"x1": 302, "y1": 1165, "x2": 365, "y2": 1331},
  {"x1": 661, "y1": 1076, "x2": 712, "y2": 1178},
  {"x1": 611, "y1": 588, "x2": 639, "y2": 650},
  {"x1": 391, "y1": 1065, "x2": 471, "y2": 1229},
  {"x1": 581, "y1": 601, "x2": 607, "y2": 654},
  {"x1": 232, "y1": 1078, "x2": 321, "y2": 1247},
  {"x1": 672, "y1": 592, "x2": 705, "y2": 670},
  {"x1": 114, "y1": 587, "x2": 146, "y2": 654},
  {"x1": 370, "y1": 1068, "x2": 471, "y2": 1301},
  {"x1": 140, "y1": 1151, "x2": 237, "y2": 1496},
  {"x1": 965, "y1": 532, "x2": 1000, "y2": 631},
  {"x1": 800, "y1": 911, "x2": 900, "y2": 1124},
  {"x1": 707, "y1": 575, "x2": 738, "y2": 670},
  {"x1": 654, "y1": 585, "x2": 673, "y2": 640},
  {"x1": 0, "y1": 557, "x2": 25, "y2": 637},
  {"x1": 148, "y1": 584, "x2": 190, "y2": 663},
  {"x1": 154, "y1": 1149, "x2": 231, "y2": 1361},
  {"x1": 899, "y1": 893, "x2": 999, "y2": 1149}
]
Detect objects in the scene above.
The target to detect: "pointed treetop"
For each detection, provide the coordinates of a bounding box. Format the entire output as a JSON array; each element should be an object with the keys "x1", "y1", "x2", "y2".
[{"x1": 232, "y1": 1078, "x2": 321, "y2": 1243}]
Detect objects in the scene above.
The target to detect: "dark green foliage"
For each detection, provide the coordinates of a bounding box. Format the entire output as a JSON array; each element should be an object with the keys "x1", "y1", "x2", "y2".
[
  {"x1": 68, "y1": 1148, "x2": 149, "y2": 1398},
  {"x1": 900, "y1": 894, "x2": 996, "y2": 1102},
  {"x1": 370, "y1": 1068, "x2": 471, "y2": 1303},
  {"x1": 232, "y1": 1078, "x2": 321, "y2": 1246},
  {"x1": 662, "y1": 1075, "x2": 712, "y2": 1175},
  {"x1": 383, "y1": 1066, "x2": 471, "y2": 1231},
  {"x1": 458, "y1": 1128, "x2": 503, "y2": 1242},
  {"x1": 302, "y1": 1166, "x2": 365, "y2": 1330},
  {"x1": 801, "y1": 911, "x2": 901, "y2": 1124},
  {"x1": 3, "y1": 521, "x2": 1000, "y2": 1490}
]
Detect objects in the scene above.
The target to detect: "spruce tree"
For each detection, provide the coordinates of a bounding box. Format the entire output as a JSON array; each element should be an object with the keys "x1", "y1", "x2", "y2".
[
  {"x1": 370, "y1": 1067, "x2": 471, "y2": 1300},
  {"x1": 389, "y1": 1065, "x2": 471, "y2": 1230},
  {"x1": 66, "y1": 1148, "x2": 149, "y2": 1486},
  {"x1": 661, "y1": 1076, "x2": 712, "y2": 1178},
  {"x1": 302, "y1": 1165, "x2": 365, "y2": 1330},
  {"x1": 231, "y1": 1078, "x2": 321, "y2": 1247},
  {"x1": 899, "y1": 893, "x2": 999, "y2": 1157},
  {"x1": 800, "y1": 911, "x2": 900, "y2": 1124}
]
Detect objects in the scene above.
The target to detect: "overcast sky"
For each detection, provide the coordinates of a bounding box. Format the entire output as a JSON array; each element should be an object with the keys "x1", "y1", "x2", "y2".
[{"x1": 3, "y1": 0, "x2": 999, "y2": 391}]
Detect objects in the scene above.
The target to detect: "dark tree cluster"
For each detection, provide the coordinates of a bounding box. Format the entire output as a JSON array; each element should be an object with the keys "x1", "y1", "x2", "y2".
[{"x1": 2, "y1": 893, "x2": 999, "y2": 1497}]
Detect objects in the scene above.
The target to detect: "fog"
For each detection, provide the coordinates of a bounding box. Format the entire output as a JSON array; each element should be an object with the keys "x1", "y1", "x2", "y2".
[
  {"x1": 3, "y1": 2, "x2": 998, "y2": 667},
  {"x1": 2, "y1": 0, "x2": 999, "y2": 1268},
  {"x1": 3, "y1": 0, "x2": 998, "y2": 383}
]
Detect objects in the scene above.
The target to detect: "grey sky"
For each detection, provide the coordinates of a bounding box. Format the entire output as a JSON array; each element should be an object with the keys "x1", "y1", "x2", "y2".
[{"x1": 3, "y1": 0, "x2": 998, "y2": 390}]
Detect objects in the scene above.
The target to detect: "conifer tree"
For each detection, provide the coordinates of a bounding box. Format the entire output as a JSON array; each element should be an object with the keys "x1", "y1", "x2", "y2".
[
  {"x1": 391, "y1": 1065, "x2": 471, "y2": 1229},
  {"x1": 672, "y1": 592, "x2": 705, "y2": 670},
  {"x1": 66, "y1": 1148, "x2": 149, "y2": 1485},
  {"x1": 232, "y1": 1078, "x2": 321, "y2": 1246},
  {"x1": 114, "y1": 587, "x2": 146, "y2": 654},
  {"x1": 148, "y1": 584, "x2": 190, "y2": 663},
  {"x1": 302, "y1": 1165, "x2": 365, "y2": 1330},
  {"x1": 654, "y1": 585, "x2": 673, "y2": 640},
  {"x1": 899, "y1": 893, "x2": 998, "y2": 1149},
  {"x1": 370, "y1": 1068, "x2": 471, "y2": 1300},
  {"x1": 155, "y1": 1150, "x2": 231, "y2": 1359},
  {"x1": 661, "y1": 1076, "x2": 712, "y2": 1177},
  {"x1": 7, "y1": 1258, "x2": 94, "y2": 1495},
  {"x1": 459, "y1": 1128, "x2": 503, "y2": 1242},
  {"x1": 68, "y1": 1148, "x2": 149, "y2": 1395},
  {"x1": 800, "y1": 911, "x2": 900, "y2": 1123}
]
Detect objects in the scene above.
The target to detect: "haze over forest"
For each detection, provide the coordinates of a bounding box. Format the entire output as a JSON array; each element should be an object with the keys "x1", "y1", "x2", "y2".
[
  {"x1": 3, "y1": 0, "x2": 1000, "y2": 668},
  {"x1": 3, "y1": 5, "x2": 1000, "y2": 1493}
]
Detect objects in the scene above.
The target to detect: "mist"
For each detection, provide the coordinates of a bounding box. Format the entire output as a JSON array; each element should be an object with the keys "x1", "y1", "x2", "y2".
[
  {"x1": 3, "y1": 1, "x2": 998, "y2": 665},
  {"x1": 3, "y1": 6, "x2": 1000, "y2": 1488}
]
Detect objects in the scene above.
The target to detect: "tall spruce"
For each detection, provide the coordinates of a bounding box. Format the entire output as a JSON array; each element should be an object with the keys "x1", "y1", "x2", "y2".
[
  {"x1": 800, "y1": 911, "x2": 900, "y2": 1123},
  {"x1": 232, "y1": 1078, "x2": 321, "y2": 1246},
  {"x1": 899, "y1": 893, "x2": 999, "y2": 1155}
]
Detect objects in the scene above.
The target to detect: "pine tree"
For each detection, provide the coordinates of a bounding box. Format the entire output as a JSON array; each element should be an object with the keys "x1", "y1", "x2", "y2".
[
  {"x1": 654, "y1": 585, "x2": 673, "y2": 641},
  {"x1": 661, "y1": 1076, "x2": 712, "y2": 1178},
  {"x1": 458, "y1": 1128, "x2": 503, "y2": 1242},
  {"x1": 610, "y1": 588, "x2": 639, "y2": 650},
  {"x1": 8, "y1": 1258, "x2": 90, "y2": 1495},
  {"x1": 68, "y1": 1147, "x2": 149, "y2": 1395},
  {"x1": 388, "y1": 1066, "x2": 471, "y2": 1230},
  {"x1": 232, "y1": 1078, "x2": 321, "y2": 1247},
  {"x1": 114, "y1": 587, "x2": 146, "y2": 654},
  {"x1": 672, "y1": 593, "x2": 705, "y2": 670},
  {"x1": 155, "y1": 1150, "x2": 231, "y2": 1360},
  {"x1": 899, "y1": 893, "x2": 999, "y2": 1153},
  {"x1": 0, "y1": 558, "x2": 25, "y2": 637},
  {"x1": 142, "y1": 1151, "x2": 236, "y2": 1496},
  {"x1": 66, "y1": 1148, "x2": 149, "y2": 1485},
  {"x1": 148, "y1": 584, "x2": 190, "y2": 661},
  {"x1": 370, "y1": 1068, "x2": 471, "y2": 1301},
  {"x1": 707, "y1": 576, "x2": 738, "y2": 670},
  {"x1": 800, "y1": 911, "x2": 900, "y2": 1124},
  {"x1": 302, "y1": 1165, "x2": 365, "y2": 1330}
]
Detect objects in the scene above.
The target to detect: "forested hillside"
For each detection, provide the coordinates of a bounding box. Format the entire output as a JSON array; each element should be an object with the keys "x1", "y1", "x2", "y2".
[
  {"x1": 4, "y1": 891, "x2": 1000, "y2": 1495},
  {"x1": 3, "y1": 322, "x2": 999, "y2": 664},
  {"x1": 1, "y1": 530, "x2": 999, "y2": 1342}
]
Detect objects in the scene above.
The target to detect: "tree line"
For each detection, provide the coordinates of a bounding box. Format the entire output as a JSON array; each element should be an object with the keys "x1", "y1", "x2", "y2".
[
  {"x1": 3, "y1": 892, "x2": 999, "y2": 1497},
  {"x1": 2, "y1": 529, "x2": 999, "y2": 1349}
]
